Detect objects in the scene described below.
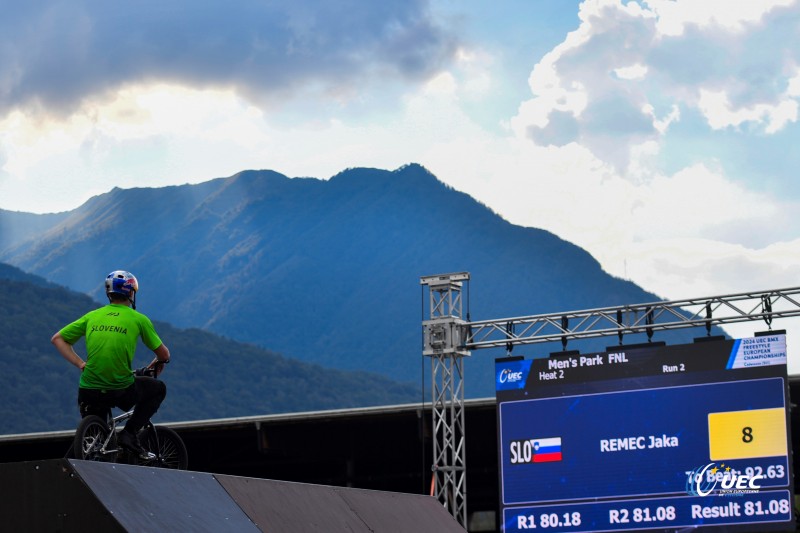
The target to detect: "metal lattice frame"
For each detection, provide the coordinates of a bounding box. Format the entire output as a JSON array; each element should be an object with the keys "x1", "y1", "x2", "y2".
[
  {"x1": 421, "y1": 273, "x2": 469, "y2": 527},
  {"x1": 467, "y1": 287, "x2": 800, "y2": 349},
  {"x1": 430, "y1": 353, "x2": 467, "y2": 523},
  {"x1": 421, "y1": 276, "x2": 800, "y2": 525}
]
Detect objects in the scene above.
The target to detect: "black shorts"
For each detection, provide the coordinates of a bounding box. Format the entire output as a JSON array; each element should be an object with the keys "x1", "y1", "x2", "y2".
[{"x1": 77, "y1": 376, "x2": 166, "y2": 419}]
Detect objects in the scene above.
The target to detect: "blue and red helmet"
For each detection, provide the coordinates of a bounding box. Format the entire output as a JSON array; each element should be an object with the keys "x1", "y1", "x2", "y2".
[{"x1": 105, "y1": 270, "x2": 139, "y2": 299}]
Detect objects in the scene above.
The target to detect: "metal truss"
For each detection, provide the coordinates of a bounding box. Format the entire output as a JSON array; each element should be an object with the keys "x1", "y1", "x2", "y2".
[
  {"x1": 430, "y1": 353, "x2": 467, "y2": 524},
  {"x1": 421, "y1": 277, "x2": 800, "y2": 526},
  {"x1": 421, "y1": 273, "x2": 470, "y2": 527},
  {"x1": 466, "y1": 287, "x2": 800, "y2": 350}
]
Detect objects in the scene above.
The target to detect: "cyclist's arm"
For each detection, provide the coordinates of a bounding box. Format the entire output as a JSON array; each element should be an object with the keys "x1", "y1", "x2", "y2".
[
  {"x1": 51, "y1": 331, "x2": 86, "y2": 371},
  {"x1": 148, "y1": 343, "x2": 170, "y2": 375}
]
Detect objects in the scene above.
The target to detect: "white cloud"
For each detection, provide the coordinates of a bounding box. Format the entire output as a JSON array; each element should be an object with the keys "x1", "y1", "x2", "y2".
[
  {"x1": 789, "y1": 72, "x2": 800, "y2": 97},
  {"x1": 698, "y1": 89, "x2": 799, "y2": 133},
  {"x1": 614, "y1": 64, "x2": 648, "y2": 80},
  {"x1": 508, "y1": 0, "x2": 800, "y2": 176},
  {"x1": 451, "y1": 47, "x2": 495, "y2": 99},
  {"x1": 644, "y1": 0, "x2": 795, "y2": 36},
  {"x1": 424, "y1": 72, "x2": 458, "y2": 96},
  {"x1": 631, "y1": 164, "x2": 779, "y2": 239},
  {"x1": 0, "y1": 84, "x2": 278, "y2": 213},
  {"x1": 642, "y1": 104, "x2": 680, "y2": 135}
]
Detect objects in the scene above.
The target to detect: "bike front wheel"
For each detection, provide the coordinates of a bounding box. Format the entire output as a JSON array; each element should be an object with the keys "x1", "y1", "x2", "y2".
[
  {"x1": 138, "y1": 425, "x2": 188, "y2": 470},
  {"x1": 73, "y1": 415, "x2": 117, "y2": 462}
]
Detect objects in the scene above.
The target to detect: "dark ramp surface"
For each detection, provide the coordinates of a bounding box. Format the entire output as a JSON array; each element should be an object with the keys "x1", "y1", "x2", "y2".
[
  {"x1": 0, "y1": 459, "x2": 125, "y2": 532},
  {"x1": 0, "y1": 459, "x2": 465, "y2": 532},
  {"x1": 217, "y1": 474, "x2": 465, "y2": 532},
  {"x1": 72, "y1": 460, "x2": 260, "y2": 532}
]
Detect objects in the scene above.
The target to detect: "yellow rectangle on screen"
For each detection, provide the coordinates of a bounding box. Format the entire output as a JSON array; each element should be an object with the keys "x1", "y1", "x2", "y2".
[{"x1": 708, "y1": 408, "x2": 787, "y2": 460}]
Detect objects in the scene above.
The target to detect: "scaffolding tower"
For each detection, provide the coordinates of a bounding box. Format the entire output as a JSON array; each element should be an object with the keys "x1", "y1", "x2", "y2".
[
  {"x1": 421, "y1": 274, "x2": 800, "y2": 527},
  {"x1": 421, "y1": 272, "x2": 470, "y2": 526}
]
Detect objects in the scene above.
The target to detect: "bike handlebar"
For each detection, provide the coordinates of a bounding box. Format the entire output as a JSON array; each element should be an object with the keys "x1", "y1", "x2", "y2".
[
  {"x1": 134, "y1": 366, "x2": 157, "y2": 377},
  {"x1": 134, "y1": 359, "x2": 169, "y2": 378}
]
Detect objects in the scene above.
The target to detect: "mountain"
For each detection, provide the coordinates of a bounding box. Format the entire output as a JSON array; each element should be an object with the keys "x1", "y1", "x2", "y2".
[
  {"x1": 0, "y1": 262, "x2": 60, "y2": 287},
  {"x1": 0, "y1": 209, "x2": 69, "y2": 251},
  {"x1": 0, "y1": 164, "x2": 707, "y2": 397},
  {"x1": 0, "y1": 269, "x2": 419, "y2": 434}
]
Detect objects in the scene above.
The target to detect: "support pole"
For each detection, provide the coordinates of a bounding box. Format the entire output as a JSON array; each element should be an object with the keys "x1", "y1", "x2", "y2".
[{"x1": 421, "y1": 272, "x2": 470, "y2": 527}]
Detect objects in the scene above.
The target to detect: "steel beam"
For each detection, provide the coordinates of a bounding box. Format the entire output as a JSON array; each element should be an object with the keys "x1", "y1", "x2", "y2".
[{"x1": 466, "y1": 287, "x2": 800, "y2": 350}]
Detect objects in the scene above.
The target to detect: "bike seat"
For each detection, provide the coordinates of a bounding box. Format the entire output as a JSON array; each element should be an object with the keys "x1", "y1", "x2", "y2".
[{"x1": 79, "y1": 404, "x2": 113, "y2": 420}]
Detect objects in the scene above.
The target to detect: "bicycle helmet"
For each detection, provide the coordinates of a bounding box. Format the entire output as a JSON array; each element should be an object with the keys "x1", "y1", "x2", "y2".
[{"x1": 105, "y1": 270, "x2": 138, "y2": 309}]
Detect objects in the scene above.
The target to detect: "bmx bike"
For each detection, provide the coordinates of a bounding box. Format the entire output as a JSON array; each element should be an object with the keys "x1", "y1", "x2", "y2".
[{"x1": 72, "y1": 365, "x2": 188, "y2": 470}]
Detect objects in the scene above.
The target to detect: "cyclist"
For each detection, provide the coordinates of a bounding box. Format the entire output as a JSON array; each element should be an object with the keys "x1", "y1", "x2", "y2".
[{"x1": 52, "y1": 270, "x2": 171, "y2": 459}]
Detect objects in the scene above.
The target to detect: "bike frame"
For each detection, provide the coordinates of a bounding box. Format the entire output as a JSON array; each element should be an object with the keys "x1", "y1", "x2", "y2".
[
  {"x1": 92, "y1": 408, "x2": 159, "y2": 460},
  {"x1": 75, "y1": 363, "x2": 183, "y2": 467}
]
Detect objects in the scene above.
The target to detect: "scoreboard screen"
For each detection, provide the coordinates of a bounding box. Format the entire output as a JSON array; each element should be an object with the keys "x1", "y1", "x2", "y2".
[{"x1": 495, "y1": 332, "x2": 794, "y2": 532}]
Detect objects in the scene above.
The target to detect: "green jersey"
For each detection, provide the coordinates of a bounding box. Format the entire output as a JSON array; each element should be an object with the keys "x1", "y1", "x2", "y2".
[{"x1": 59, "y1": 303, "x2": 163, "y2": 390}]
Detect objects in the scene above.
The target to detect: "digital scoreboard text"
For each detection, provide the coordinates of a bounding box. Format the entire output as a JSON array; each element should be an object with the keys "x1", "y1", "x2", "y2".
[{"x1": 495, "y1": 333, "x2": 793, "y2": 532}]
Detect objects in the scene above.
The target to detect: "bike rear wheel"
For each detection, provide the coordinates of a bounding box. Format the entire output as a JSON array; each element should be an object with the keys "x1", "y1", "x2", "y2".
[
  {"x1": 74, "y1": 415, "x2": 117, "y2": 462},
  {"x1": 138, "y1": 425, "x2": 188, "y2": 470}
]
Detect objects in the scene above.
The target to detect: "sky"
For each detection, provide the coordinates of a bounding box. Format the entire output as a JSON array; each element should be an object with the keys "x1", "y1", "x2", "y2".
[{"x1": 1, "y1": 0, "x2": 799, "y2": 368}]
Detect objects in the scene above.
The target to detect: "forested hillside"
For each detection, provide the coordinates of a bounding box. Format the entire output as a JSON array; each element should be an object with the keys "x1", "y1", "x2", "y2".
[{"x1": 0, "y1": 270, "x2": 419, "y2": 434}]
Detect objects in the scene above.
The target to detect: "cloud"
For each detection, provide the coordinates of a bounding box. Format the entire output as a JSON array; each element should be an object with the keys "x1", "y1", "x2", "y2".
[
  {"x1": 404, "y1": 0, "x2": 800, "y2": 305},
  {"x1": 645, "y1": 0, "x2": 796, "y2": 36},
  {"x1": 698, "y1": 89, "x2": 798, "y2": 133},
  {"x1": 622, "y1": 237, "x2": 800, "y2": 300},
  {"x1": 510, "y1": 0, "x2": 800, "y2": 173},
  {"x1": 0, "y1": 0, "x2": 458, "y2": 117},
  {"x1": 0, "y1": 83, "x2": 287, "y2": 213}
]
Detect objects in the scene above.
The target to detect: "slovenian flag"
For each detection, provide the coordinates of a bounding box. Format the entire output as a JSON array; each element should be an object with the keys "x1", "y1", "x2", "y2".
[{"x1": 532, "y1": 437, "x2": 562, "y2": 462}]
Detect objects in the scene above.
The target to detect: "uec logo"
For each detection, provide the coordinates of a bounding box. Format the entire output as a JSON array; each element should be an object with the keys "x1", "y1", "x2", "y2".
[
  {"x1": 499, "y1": 368, "x2": 523, "y2": 384},
  {"x1": 686, "y1": 463, "x2": 763, "y2": 496}
]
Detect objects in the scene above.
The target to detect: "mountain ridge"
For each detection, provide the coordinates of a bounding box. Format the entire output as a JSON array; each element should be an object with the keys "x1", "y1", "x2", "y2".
[{"x1": 0, "y1": 164, "x2": 701, "y2": 396}]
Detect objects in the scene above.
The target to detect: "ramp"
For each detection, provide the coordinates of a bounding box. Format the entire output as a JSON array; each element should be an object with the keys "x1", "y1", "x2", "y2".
[
  {"x1": 0, "y1": 459, "x2": 465, "y2": 532},
  {"x1": 0, "y1": 459, "x2": 126, "y2": 532},
  {"x1": 72, "y1": 460, "x2": 261, "y2": 532},
  {"x1": 216, "y1": 474, "x2": 464, "y2": 532}
]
